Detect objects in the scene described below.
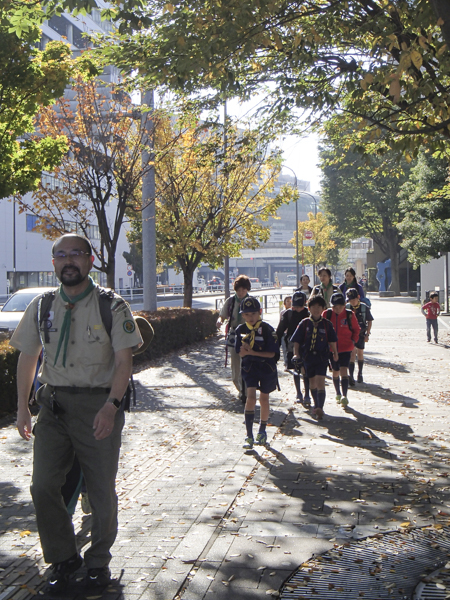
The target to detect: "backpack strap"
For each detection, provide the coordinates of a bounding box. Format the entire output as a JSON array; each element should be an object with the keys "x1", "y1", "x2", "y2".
[
  {"x1": 97, "y1": 288, "x2": 115, "y2": 338},
  {"x1": 38, "y1": 290, "x2": 56, "y2": 344},
  {"x1": 346, "y1": 308, "x2": 353, "y2": 332}
]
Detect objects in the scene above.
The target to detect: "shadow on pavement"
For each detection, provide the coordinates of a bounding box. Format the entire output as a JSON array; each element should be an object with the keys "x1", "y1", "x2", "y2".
[
  {"x1": 361, "y1": 382, "x2": 419, "y2": 407},
  {"x1": 364, "y1": 353, "x2": 410, "y2": 373}
]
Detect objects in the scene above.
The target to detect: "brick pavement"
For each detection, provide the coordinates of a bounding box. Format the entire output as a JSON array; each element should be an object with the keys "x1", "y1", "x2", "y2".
[{"x1": 1, "y1": 296, "x2": 450, "y2": 599}]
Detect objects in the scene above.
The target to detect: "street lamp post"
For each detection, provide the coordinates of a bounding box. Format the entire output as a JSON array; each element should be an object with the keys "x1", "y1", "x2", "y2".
[
  {"x1": 298, "y1": 190, "x2": 320, "y2": 285},
  {"x1": 282, "y1": 166, "x2": 300, "y2": 288}
]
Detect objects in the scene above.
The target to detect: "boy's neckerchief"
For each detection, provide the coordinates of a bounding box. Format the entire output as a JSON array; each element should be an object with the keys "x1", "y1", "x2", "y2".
[
  {"x1": 54, "y1": 277, "x2": 95, "y2": 367},
  {"x1": 309, "y1": 316, "x2": 322, "y2": 351},
  {"x1": 242, "y1": 319, "x2": 262, "y2": 348}
]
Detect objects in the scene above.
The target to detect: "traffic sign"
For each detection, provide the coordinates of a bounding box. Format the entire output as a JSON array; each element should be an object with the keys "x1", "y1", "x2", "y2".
[
  {"x1": 127, "y1": 264, "x2": 133, "y2": 270},
  {"x1": 304, "y1": 230, "x2": 314, "y2": 240},
  {"x1": 127, "y1": 270, "x2": 133, "y2": 277}
]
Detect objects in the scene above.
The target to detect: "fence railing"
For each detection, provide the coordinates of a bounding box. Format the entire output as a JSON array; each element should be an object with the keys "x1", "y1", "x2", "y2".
[{"x1": 215, "y1": 293, "x2": 284, "y2": 313}]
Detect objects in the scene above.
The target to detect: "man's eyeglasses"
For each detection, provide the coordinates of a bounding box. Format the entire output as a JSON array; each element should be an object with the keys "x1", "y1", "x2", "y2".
[{"x1": 53, "y1": 250, "x2": 91, "y2": 259}]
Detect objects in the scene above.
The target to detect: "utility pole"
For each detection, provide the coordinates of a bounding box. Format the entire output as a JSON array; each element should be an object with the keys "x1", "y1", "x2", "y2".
[
  {"x1": 223, "y1": 100, "x2": 230, "y2": 299},
  {"x1": 142, "y1": 90, "x2": 157, "y2": 312}
]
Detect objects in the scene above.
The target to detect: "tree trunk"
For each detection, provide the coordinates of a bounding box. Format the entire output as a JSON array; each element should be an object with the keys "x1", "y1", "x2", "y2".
[
  {"x1": 106, "y1": 254, "x2": 116, "y2": 290},
  {"x1": 385, "y1": 227, "x2": 400, "y2": 295},
  {"x1": 182, "y1": 266, "x2": 195, "y2": 308}
]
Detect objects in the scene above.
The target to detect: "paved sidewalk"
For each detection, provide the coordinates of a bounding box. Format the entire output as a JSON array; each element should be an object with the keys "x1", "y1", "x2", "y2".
[{"x1": 1, "y1": 296, "x2": 450, "y2": 599}]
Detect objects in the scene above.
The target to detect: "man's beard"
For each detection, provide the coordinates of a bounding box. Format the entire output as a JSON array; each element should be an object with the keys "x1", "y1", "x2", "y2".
[{"x1": 60, "y1": 267, "x2": 85, "y2": 287}]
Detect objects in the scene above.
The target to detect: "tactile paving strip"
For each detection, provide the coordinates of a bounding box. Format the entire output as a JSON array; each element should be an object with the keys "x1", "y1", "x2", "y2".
[{"x1": 279, "y1": 526, "x2": 450, "y2": 600}]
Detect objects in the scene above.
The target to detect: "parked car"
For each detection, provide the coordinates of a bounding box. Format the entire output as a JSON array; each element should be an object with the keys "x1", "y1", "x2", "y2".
[{"x1": 0, "y1": 287, "x2": 55, "y2": 339}]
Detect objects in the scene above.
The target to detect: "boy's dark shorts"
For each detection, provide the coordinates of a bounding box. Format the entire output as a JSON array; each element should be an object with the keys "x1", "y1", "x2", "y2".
[
  {"x1": 355, "y1": 334, "x2": 366, "y2": 350},
  {"x1": 241, "y1": 361, "x2": 278, "y2": 394},
  {"x1": 303, "y1": 355, "x2": 329, "y2": 378},
  {"x1": 330, "y1": 351, "x2": 352, "y2": 371}
]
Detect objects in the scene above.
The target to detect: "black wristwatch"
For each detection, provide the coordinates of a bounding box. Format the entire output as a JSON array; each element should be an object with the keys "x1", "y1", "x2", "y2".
[{"x1": 106, "y1": 397, "x2": 122, "y2": 410}]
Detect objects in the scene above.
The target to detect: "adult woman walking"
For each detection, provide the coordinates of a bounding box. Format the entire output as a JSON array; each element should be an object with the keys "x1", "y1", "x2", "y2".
[{"x1": 339, "y1": 268, "x2": 365, "y2": 299}]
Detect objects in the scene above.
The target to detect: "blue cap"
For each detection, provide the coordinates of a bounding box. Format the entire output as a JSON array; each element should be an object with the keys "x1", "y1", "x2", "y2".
[
  {"x1": 292, "y1": 291, "x2": 307, "y2": 307},
  {"x1": 330, "y1": 292, "x2": 345, "y2": 306},
  {"x1": 240, "y1": 296, "x2": 261, "y2": 313}
]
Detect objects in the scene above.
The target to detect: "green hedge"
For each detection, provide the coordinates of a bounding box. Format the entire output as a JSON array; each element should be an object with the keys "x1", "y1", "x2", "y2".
[
  {"x1": 0, "y1": 341, "x2": 20, "y2": 418},
  {"x1": 0, "y1": 308, "x2": 219, "y2": 416},
  {"x1": 133, "y1": 307, "x2": 219, "y2": 362}
]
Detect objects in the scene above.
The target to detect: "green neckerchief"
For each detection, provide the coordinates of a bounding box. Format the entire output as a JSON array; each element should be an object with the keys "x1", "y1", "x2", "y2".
[
  {"x1": 53, "y1": 277, "x2": 95, "y2": 367},
  {"x1": 320, "y1": 281, "x2": 334, "y2": 304}
]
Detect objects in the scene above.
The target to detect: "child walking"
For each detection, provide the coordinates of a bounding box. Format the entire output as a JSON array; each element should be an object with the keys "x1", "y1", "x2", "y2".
[
  {"x1": 235, "y1": 297, "x2": 279, "y2": 449},
  {"x1": 276, "y1": 291, "x2": 310, "y2": 405},
  {"x1": 291, "y1": 295, "x2": 338, "y2": 420},
  {"x1": 346, "y1": 288, "x2": 374, "y2": 384},
  {"x1": 421, "y1": 292, "x2": 441, "y2": 343},
  {"x1": 324, "y1": 293, "x2": 360, "y2": 408}
]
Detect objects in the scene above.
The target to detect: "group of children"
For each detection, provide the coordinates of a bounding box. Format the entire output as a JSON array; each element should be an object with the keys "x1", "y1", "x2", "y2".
[
  {"x1": 231, "y1": 272, "x2": 374, "y2": 449},
  {"x1": 226, "y1": 272, "x2": 443, "y2": 449}
]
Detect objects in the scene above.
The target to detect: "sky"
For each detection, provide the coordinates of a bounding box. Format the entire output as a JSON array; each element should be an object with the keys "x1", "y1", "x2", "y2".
[{"x1": 225, "y1": 96, "x2": 323, "y2": 195}]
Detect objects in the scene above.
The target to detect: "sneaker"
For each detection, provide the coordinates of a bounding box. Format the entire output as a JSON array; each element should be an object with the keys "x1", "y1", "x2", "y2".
[
  {"x1": 349, "y1": 375, "x2": 356, "y2": 387},
  {"x1": 303, "y1": 397, "x2": 311, "y2": 408},
  {"x1": 243, "y1": 437, "x2": 254, "y2": 449},
  {"x1": 315, "y1": 407, "x2": 324, "y2": 420},
  {"x1": 435, "y1": 339, "x2": 438, "y2": 344},
  {"x1": 296, "y1": 393, "x2": 304, "y2": 403},
  {"x1": 86, "y1": 566, "x2": 111, "y2": 589},
  {"x1": 336, "y1": 394, "x2": 342, "y2": 404},
  {"x1": 255, "y1": 432, "x2": 268, "y2": 447},
  {"x1": 46, "y1": 553, "x2": 82, "y2": 594},
  {"x1": 81, "y1": 491, "x2": 91, "y2": 515},
  {"x1": 357, "y1": 374, "x2": 363, "y2": 383},
  {"x1": 341, "y1": 396, "x2": 349, "y2": 408}
]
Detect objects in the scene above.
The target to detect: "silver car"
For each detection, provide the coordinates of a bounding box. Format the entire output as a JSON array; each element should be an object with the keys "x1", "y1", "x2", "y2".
[{"x1": 0, "y1": 287, "x2": 55, "y2": 339}]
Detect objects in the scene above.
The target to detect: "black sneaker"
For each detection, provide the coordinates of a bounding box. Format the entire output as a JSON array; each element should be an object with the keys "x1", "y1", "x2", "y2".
[
  {"x1": 86, "y1": 566, "x2": 111, "y2": 589},
  {"x1": 357, "y1": 374, "x2": 363, "y2": 383},
  {"x1": 46, "y1": 553, "x2": 82, "y2": 594},
  {"x1": 349, "y1": 375, "x2": 356, "y2": 387}
]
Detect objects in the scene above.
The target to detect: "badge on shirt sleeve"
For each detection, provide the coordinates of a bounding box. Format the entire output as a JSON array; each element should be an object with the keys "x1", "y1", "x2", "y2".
[{"x1": 123, "y1": 320, "x2": 135, "y2": 333}]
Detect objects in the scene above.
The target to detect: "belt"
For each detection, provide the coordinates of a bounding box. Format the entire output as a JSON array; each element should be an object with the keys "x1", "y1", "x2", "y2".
[{"x1": 51, "y1": 386, "x2": 111, "y2": 394}]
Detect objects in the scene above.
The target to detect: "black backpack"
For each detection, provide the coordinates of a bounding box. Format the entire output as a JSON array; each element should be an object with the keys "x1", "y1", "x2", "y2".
[{"x1": 326, "y1": 308, "x2": 354, "y2": 333}]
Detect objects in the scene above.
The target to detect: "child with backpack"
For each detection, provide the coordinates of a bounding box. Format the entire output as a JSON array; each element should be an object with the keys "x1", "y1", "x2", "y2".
[
  {"x1": 346, "y1": 288, "x2": 374, "y2": 384},
  {"x1": 291, "y1": 295, "x2": 338, "y2": 420},
  {"x1": 235, "y1": 297, "x2": 279, "y2": 449},
  {"x1": 276, "y1": 291, "x2": 310, "y2": 405},
  {"x1": 324, "y1": 292, "x2": 360, "y2": 408}
]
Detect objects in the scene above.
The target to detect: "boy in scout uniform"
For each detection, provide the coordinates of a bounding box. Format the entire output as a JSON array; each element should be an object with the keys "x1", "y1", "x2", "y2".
[{"x1": 11, "y1": 234, "x2": 142, "y2": 594}]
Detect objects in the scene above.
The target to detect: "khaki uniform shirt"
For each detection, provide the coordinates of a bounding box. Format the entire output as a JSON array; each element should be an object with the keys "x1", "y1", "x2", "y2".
[
  {"x1": 10, "y1": 286, "x2": 142, "y2": 388},
  {"x1": 219, "y1": 294, "x2": 248, "y2": 330}
]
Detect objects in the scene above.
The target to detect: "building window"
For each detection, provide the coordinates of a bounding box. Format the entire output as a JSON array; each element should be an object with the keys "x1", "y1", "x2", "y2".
[
  {"x1": 48, "y1": 14, "x2": 70, "y2": 37},
  {"x1": 26, "y1": 215, "x2": 38, "y2": 232},
  {"x1": 73, "y1": 26, "x2": 89, "y2": 48}
]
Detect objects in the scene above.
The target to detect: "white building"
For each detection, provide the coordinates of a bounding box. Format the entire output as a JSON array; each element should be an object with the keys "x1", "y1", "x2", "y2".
[{"x1": 0, "y1": 4, "x2": 131, "y2": 296}]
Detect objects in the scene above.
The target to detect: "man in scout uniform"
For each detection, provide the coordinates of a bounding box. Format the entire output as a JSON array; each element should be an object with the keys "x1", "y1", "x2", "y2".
[{"x1": 12, "y1": 234, "x2": 142, "y2": 594}]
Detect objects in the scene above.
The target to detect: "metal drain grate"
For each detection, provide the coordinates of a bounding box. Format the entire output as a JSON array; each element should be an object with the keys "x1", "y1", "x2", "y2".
[
  {"x1": 413, "y1": 566, "x2": 450, "y2": 599},
  {"x1": 279, "y1": 526, "x2": 450, "y2": 600}
]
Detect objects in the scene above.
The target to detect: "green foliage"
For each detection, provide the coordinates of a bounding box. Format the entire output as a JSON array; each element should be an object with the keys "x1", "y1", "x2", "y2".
[
  {"x1": 0, "y1": 0, "x2": 77, "y2": 199},
  {"x1": 398, "y1": 152, "x2": 449, "y2": 267},
  {"x1": 100, "y1": 0, "x2": 450, "y2": 156},
  {"x1": 0, "y1": 341, "x2": 20, "y2": 418},
  {"x1": 319, "y1": 117, "x2": 410, "y2": 255},
  {"x1": 133, "y1": 308, "x2": 219, "y2": 362}
]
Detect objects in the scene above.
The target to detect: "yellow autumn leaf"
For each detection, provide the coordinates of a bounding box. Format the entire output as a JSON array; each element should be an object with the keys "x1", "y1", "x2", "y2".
[
  {"x1": 164, "y1": 3, "x2": 174, "y2": 14},
  {"x1": 410, "y1": 50, "x2": 422, "y2": 69},
  {"x1": 20, "y1": 530, "x2": 32, "y2": 537}
]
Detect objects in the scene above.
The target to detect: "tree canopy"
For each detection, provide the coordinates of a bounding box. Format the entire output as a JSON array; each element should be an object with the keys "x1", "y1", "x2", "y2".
[
  {"x1": 0, "y1": 1, "x2": 76, "y2": 199},
  {"x1": 101, "y1": 0, "x2": 450, "y2": 156},
  {"x1": 18, "y1": 78, "x2": 156, "y2": 289},
  {"x1": 127, "y1": 109, "x2": 287, "y2": 307},
  {"x1": 398, "y1": 151, "x2": 449, "y2": 267},
  {"x1": 319, "y1": 116, "x2": 411, "y2": 294},
  {"x1": 290, "y1": 211, "x2": 337, "y2": 269}
]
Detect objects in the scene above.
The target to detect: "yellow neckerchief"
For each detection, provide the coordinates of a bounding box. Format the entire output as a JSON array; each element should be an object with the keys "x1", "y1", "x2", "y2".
[
  {"x1": 242, "y1": 319, "x2": 262, "y2": 348},
  {"x1": 309, "y1": 316, "x2": 322, "y2": 351},
  {"x1": 352, "y1": 301, "x2": 361, "y2": 312}
]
